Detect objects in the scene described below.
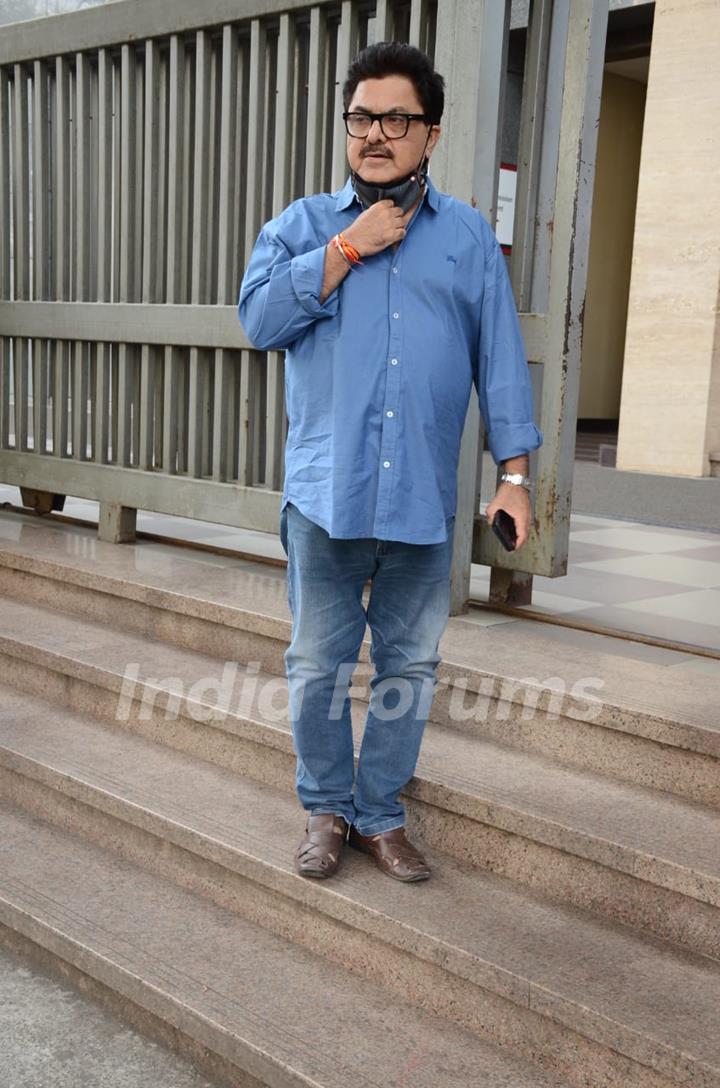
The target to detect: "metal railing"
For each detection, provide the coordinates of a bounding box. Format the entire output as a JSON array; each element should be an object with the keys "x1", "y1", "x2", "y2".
[{"x1": 0, "y1": 0, "x2": 608, "y2": 607}]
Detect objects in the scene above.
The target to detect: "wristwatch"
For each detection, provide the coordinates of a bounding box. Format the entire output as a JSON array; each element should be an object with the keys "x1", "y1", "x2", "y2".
[{"x1": 500, "y1": 471, "x2": 532, "y2": 492}]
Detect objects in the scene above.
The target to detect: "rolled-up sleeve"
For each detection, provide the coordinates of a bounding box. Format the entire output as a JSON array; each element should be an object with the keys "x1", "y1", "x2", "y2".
[
  {"x1": 238, "y1": 222, "x2": 339, "y2": 351},
  {"x1": 474, "y1": 232, "x2": 543, "y2": 464}
]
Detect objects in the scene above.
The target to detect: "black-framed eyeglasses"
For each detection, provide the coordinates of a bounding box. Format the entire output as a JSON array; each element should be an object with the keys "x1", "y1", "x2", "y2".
[{"x1": 343, "y1": 111, "x2": 430, "y2": 139}]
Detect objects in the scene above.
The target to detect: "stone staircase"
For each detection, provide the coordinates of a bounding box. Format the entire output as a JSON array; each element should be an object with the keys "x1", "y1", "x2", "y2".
[{"x1": 0, "y1": 511, "x2": 718, "y2": 1088}]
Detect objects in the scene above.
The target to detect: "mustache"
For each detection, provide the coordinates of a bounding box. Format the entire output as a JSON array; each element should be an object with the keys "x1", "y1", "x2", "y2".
[{"x1": 362, "y1": 148, "x2": 392, "y2": 158}]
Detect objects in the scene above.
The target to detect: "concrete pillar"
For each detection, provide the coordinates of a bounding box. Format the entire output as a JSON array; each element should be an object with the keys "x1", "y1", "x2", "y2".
[{"x1": 616, "y1": 0, "x2": 720, "y2": 477}]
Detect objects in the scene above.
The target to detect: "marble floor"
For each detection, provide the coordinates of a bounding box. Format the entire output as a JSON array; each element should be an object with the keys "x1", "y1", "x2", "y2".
[
  {"x1": 1, "y1": 486, "x2": 718, "y2": 656},
  {"x1": 474, "y1": 510, "x2": 720, "y2": 655}
]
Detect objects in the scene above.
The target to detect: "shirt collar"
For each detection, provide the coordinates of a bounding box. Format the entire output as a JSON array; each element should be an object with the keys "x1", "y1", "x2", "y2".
[{"x1": 334, "y1": 172, "x2": 441, "y2": 213}]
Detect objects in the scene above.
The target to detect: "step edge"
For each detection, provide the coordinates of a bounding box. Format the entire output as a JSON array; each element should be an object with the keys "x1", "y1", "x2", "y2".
[
  {"x1": 0, "y1": 891, "x2": 362, "y2": 1088},
  {"x1": 1, "y1": 666, "x2": 718, "y2": 904},
  {"x1": 1, "y1": 758, "x2": 716, "y2": 1088},
  {"x1": 1, "y1": 548, "x2": 716, "y2": 750}
]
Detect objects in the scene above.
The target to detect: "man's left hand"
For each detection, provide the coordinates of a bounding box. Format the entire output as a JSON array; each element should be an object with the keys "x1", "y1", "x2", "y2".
[{"x1": 485, "y1": 483, "x2": 532, "y2": 550}]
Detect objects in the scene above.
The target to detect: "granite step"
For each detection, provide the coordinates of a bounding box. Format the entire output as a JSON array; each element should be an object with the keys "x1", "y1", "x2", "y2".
[
  {"x1": 1, "y1": 699, "x2": 719, "y2": 1088},
  {"x1": 0, "y1": 938, "x2": 219, "y2": 1088},
  {"x1": 0, "y1": 599, "x2": 718, "y2": 959},
  {"x1": 0, "y1": 519, "x2": 718, "y2": 808},
  {"x1": 0, "y1": 803, "x2": 571, "y2": 1088}
]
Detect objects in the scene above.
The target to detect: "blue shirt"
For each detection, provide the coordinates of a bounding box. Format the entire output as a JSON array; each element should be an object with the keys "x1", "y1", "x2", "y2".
[{"x1": 238, "y1": 174, "x2": 543, "y2": 545}]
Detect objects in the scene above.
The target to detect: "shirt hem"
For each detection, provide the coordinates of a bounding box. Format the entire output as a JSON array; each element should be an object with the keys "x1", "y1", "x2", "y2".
[{"x1": 283, "y1": 495, "x2": 453, "y2": 545}]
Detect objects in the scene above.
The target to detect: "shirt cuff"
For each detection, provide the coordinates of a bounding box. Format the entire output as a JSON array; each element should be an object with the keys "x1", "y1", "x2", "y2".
[
  {"x1": 290, "y1": 244, "x2": 340, "y2": 318},
  {"x1": 488, "y1": 422, "x2": 544, "y2": 465}
]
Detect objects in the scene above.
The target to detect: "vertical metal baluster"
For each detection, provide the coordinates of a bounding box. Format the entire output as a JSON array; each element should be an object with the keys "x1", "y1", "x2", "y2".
[
  {"x1": 153, "y1": 46, "x2": 168, "y2": 471},
  {"x1": 217, "y1": 25, "x2": 238, "y2": 308},
  {"x1": 332, "y1": 2, "x2": 358, "y2": 190},
  {"x1": 232, "y1": 36, "x2": 249, "y2": 315},
  {"x1": 53, "y1": 57, "x2": 70, "y2": 457},
  {"x1": 260, "y1": 13, "x2": 297, "y2": 494},
  {"x1": 32, "y1": 59, "x2": 49, "y2": 456},
  {"x1": 0, "y1": 70, "x2": 11, "y2": 450},
  {"x1": 139, "y1": 38, "x2": 160, "y2": 471},
  {"x1": 0, "y1": 68, "x2": 10, "y2": 302},
  {"x1": 188, "y1": 30, "x2": 211, "y2": 480},
  {"x1": 261, "y1": 31, "x2": 276, "y2": 236},
  {"x1": 231, "y1": 38, "x2": 249, "y2": 485},
  {"x1": 0, "y1": 332, "x2": 8, "y2": 451},
  {"x1": 155, "y1": 47, "x2": 168, "y2": 303},
  {"x1": 109, "y1": 52, "x2": 121, "y2": 461},
  {"x1": 12, "y1": 65, "x2": 30, "y2": 299},
  {"x1": 75, "y1": 53, "x2": 91, "y2": 304},
  {"x1": 290, "y1": 18, "x2": 307, "y2": 204},
  {"x1": 205, "y1": 35, "x2": 219, "y2": 307},
  {"x1": 213, "y1": 24, "x2": 239, "y2": 483},
  {"x1": 131, "y1": 51, "x2": 145, "y2": 464},
  {"x1": 111, "y1": 52, "x2": 121, "y2": 306},
  {"x1": 95, "y1": 47, "x2": 112, "y2": 464},
  {"x1": 253, "y1": 352, "x2": 265, "y2": 485},
  {"x1": 165, "y1": 35, "x2": 185, "y2": 308},
  {"x1": 175, "y1": 43, "x2": 192, "y2": 480},
  {"x1": 244, "y1": 19, "x2": 267, "y2": 267},
  {"x1": 273, "y1": 13, "x2": 295, "y2": 216},
  {"x1": 72, "y1": 344, "x2": 89, "y2": 460},
  {"x1": 87, "y1": 59, "x2": 98, "y2": 458},
  {"x1": 408, "y1": 0, "x2": 427, "y2": 49},
  {"x1": 229, "y1": 350, "x2": 242, "y2": 481},
  {"x1": 265, "y1": 351, "x2": 285, "y2": 492},
  {"x1": 211, "y1": 349, "x2": 230, "y2": 483},
  {"x1": 176, "y1": 43, "x2": 193, "y2": 477},
  {"x1": 117, "y1": 43, "x2": 136, "y2": 466},
  {"x1": 305, "y1": 7, "x2": 327, "y2": 196},
  {"x1": 373, "y1": 0, "x2": 393, "y2": 42},
  {"x1": 74, "y1": 51, "x2": 91, "y2": 461},
  {"x1": 163, "y1": 34, "x2": 185, "y2": 478},
  {"x1": 238, "y1": 349, "x2": 254, "y2": 486},
  {"x1": 12, "y1": 65, "x2": 30, "y2": 451}
]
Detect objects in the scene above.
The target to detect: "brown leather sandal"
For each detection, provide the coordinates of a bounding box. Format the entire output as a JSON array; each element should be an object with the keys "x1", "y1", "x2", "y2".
[
  {"x1": 294, "y1": 813, "x2": 349, "y2": 879},
  {"x1": 348, "y1": 824, "x2": 431, "y2": 882}
]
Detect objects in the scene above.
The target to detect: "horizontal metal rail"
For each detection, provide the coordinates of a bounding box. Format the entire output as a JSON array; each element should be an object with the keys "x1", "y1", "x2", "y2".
[{"x1": 0, "y1": 303, "x2": 252, "y2": 348}]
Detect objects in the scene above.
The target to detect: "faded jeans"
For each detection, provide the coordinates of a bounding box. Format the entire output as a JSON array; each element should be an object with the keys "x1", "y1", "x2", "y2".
[{"x1": 279, "y1": 501, "x2": 454, "y2": 836}]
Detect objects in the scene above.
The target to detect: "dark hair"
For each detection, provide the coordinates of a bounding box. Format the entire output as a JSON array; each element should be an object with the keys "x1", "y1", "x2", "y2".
[{"x1": 342, "y1": 41, "x2": 444, "y2": 125}]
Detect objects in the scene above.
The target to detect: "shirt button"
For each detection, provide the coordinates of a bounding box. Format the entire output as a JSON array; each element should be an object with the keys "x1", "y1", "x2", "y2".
[
  {"x1": 386, "y1": 410, "x2": 394, "y2": 418},
  {"x1": 392, "y1": 267, "x2": 399, "y2": 274},
  {"x1": 390, "y1": 358, "x2": 398, "y2": 365},
  {"x1": 383, "y1": 460, "x2": 391, "y2": 468},
  {"x1": 392, "y1": 312, "x2": 399, "y2": 319}
]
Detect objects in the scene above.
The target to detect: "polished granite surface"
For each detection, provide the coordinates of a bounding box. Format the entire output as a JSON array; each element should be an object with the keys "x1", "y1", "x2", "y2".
[{"x1": 1, "y1": 484, "x2": 719, "y2": 665}]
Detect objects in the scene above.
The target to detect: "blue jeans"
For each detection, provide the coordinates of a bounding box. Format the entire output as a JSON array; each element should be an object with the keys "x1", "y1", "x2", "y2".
[{"x1": 279, "y1": 502, "x2": 454, "y2": 836}]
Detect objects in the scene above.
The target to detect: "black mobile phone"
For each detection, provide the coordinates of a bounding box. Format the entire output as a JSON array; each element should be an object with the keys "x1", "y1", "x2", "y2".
[{"x1": 492, "y1": 509, "x2": 517, "y2": 551}]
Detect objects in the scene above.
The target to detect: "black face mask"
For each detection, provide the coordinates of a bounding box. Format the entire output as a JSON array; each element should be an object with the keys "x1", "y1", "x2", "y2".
[{"x1": 350, "y1": 131, "x2": 432, "y2": 214}]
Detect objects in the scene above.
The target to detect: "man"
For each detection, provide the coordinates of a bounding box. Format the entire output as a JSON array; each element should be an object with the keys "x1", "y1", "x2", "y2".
[{"x1": 238, "y1": 42, "x2": 542, "y2": 884}]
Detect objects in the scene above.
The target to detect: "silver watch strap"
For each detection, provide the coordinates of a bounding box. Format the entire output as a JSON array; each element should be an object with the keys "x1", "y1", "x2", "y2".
[{"x1": 500, "y1": 472, "x2": 532, "y2": 490}]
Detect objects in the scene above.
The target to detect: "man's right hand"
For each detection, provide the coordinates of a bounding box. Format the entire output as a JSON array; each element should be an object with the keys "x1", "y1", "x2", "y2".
[{"x1": 343, "y1": 199, "x2": 412, "y2": 257}]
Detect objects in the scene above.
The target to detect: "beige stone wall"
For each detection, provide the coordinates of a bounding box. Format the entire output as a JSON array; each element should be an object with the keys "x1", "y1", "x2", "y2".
[
  {"x1": 616, "y1": 0, "x2": 720, "y2": 476},
  {"x1": 579, "y1": 71, "x2": 646, "y2": 420}
]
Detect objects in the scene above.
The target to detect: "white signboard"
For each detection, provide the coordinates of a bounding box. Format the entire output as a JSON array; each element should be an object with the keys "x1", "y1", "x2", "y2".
[{"x1": 495, "y1": 164, "x2": 517, "y2": 249}]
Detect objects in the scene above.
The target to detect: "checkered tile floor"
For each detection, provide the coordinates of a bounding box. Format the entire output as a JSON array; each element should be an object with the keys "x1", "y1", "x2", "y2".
[
  {"x1": 1, "y1": 487, "x2": 718, "y2": 656},
  {"x1": 471, "y1": 513, "x2": 720, "y2": 653}
]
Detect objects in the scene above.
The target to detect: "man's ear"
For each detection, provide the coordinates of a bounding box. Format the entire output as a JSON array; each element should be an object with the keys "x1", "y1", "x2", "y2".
[{"x1": 427, "y1": 125, "x2": 441, "y2": 157}]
